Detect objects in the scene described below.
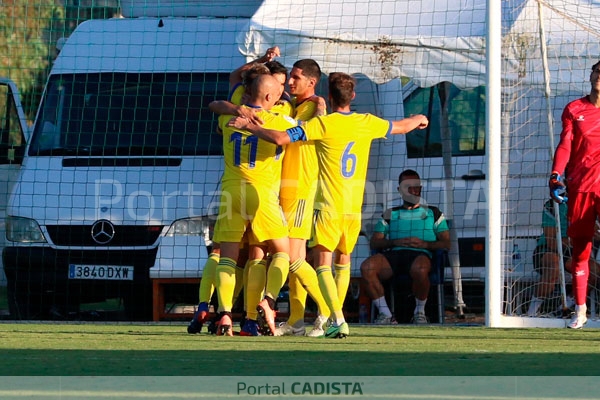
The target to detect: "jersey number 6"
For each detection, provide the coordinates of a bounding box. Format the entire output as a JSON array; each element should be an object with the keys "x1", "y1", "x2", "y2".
[{"x1": 341, "y1": 141, "x2": 357, "y2": 178}]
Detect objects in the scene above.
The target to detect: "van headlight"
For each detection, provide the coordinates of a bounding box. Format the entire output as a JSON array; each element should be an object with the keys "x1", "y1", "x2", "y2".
[
  {"x1": 165, "y1": 216, "x2": 215, "y2": 246},
  {"x1": 6, "y1": 216, "x2": 47, "y2": 243}
]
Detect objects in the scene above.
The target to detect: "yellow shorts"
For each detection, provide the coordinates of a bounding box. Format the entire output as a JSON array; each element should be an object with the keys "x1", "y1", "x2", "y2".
[
  {"x1": 280, "y1": 196, "x2": 315, "y2": 240},
  {"x1": 213, "y1": 182, "x2": 288, "y2": 244},
  {"x1": 308, "y1": 210, "x2": 361, "y2": 255}
]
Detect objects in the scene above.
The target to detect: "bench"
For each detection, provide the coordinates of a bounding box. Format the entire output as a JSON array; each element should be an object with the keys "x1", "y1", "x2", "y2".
[{"x1": 152, "y1": 278, "x2": 200, "y2": 321}]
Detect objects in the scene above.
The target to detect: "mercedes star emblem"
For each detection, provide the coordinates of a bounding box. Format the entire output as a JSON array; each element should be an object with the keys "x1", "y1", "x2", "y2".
[{"x1": 91, "y1": 220, "x2": 116, "y2": 244}]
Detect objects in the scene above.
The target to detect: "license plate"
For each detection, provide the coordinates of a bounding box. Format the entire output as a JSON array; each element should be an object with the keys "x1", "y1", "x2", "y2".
[{"x1": 68, "y1": 265, "x2": 134, "y2": 281}]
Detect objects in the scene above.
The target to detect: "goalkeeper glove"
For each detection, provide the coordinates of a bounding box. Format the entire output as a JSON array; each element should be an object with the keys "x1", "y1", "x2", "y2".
[{"x1": 549, "y1": 172, "x2": 567, "y2": 203}]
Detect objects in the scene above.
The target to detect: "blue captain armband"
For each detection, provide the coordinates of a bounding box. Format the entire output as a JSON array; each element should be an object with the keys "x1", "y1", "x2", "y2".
[{"x1": 287, "y1": 126, "x2": 307, "y2": 143}]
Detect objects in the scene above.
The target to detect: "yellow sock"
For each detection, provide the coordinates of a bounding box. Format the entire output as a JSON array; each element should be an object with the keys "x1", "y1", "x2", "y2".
[
  {"x1": 215, "y1": 257, "x2": 237, "y2": 313},
  {"x1": 287, "y1": 270, "x2": 307, "y2": 326},
  {"x1": 265, "y1": 252, "x2": 290, "y2": 300},
  {"x1": 294, "y1": 259, "x2": 329, "y2": 317},
  {"x1": 245, "y1": 259, "x2": 267, "y2": 321},
  {"x1": 198, "y1": 252, "x2": 219, "y2": 303},
  {"x1": 316, "y1": 265, "x2": 343, "y2": 321},
  {"x1": 334, "y1": 262, "x2": 351, "y2": 307}
]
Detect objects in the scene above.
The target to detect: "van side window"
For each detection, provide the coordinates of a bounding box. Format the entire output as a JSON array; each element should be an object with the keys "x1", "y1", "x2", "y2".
[
  {"x1": 0, "y1": 83, "x2": 26, "y2": 164},
  {"x1": 29, "y1": 73, "x2": 230, "y2": 157},
  {"x1": 404, "y1": 83, "x2": 485, "y2": 158}
]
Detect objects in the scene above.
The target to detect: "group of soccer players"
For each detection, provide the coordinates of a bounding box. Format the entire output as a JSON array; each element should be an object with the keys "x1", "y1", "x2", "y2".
[{"x1": 187, "y1": 47, "x2": 429, "y2": 338}]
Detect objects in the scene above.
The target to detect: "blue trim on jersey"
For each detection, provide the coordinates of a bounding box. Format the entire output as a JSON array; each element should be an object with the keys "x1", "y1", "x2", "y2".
[
  {"x1": 287, "y1": 126, "x2": 307, "y2": 143},
  {"x1": 385, "y1": 120, "x2": 392, "y2": 136}
]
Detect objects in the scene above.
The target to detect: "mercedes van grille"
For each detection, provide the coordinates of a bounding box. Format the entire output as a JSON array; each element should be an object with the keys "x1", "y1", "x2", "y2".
[{"x1": 45, "y1": 225, "x2": 163, "y2": 247}]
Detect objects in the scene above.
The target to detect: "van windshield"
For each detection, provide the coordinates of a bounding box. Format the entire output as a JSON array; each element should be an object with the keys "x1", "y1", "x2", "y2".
[{"x1": 29, "y1": 73, "x2": 229, "y2": 157}]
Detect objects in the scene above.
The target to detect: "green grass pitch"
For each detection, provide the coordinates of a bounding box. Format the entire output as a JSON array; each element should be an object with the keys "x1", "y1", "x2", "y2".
[{"x1": 0, "y1": 322, "x2": 599, "y2": 376}]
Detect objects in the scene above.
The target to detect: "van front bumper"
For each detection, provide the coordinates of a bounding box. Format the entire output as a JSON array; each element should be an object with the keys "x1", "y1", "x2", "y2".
[{"x1": 3, "y1": 246, "x2": 157, "y2": 302}]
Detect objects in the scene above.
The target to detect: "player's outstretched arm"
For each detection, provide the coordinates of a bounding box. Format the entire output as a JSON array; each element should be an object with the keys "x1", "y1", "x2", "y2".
[
  {"x1": 390, "y1": 114, "x2": 429, "y2": 135},
  {"x1": 209, "y1": 101, "x2": 264, "y2": 125},
  {"x1": 209, "y1": 100, "x2": 240, "y2": 116},
  {"x1": 227, "y1": 117, "x2": 291, "y2": 145}
]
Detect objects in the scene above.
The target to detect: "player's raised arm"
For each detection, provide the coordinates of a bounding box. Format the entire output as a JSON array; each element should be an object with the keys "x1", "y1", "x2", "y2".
[
  {"x1": 229, "y1": 46, "x2": 281, "y2": 88},
  {"x1": 390, "y1": 114, "x2": 429, "y2": 135}
]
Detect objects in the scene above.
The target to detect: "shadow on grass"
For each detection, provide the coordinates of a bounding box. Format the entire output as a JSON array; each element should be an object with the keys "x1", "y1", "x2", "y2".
[{"x1": 2, "y1": 349, "x2": 600, "y2": 376}]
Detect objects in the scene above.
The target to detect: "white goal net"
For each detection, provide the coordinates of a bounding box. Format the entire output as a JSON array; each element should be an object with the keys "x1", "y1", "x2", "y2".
[{"x1": 2, "y1": 0, "x2": 600, "y2": 326}]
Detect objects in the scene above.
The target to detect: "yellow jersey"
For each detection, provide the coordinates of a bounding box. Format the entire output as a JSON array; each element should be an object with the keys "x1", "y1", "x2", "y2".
[
  {"x1": 219, "y1": 107, "x2": 296, "y2": 189},
  {"x1": 280, "y1": 98, "x2": 319, "y2": 200},
  {"x1": 229, "y1": 83, "x2": 245, "y2": 106},
  {"x1": 271, "y1": 97, "x2": 294, "y2": 117},
  {"x1": 294, "y1": 112, "x2": 391, "y2": 214},
  {"x1": 293, "y1": 97, "x2": 319, "y2": 121}
]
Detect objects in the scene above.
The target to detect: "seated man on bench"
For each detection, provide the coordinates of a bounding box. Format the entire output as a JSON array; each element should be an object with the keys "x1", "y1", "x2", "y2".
[{"x1": 360, "y1": 169, "x2": 451, "y2": 324}]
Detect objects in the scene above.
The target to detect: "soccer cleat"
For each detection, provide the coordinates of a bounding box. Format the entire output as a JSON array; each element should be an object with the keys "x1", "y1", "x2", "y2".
[
  {"x1": 206, "y1": 317, "x2": 218, "y2": 335},
  {"x1": 567, "y1": 312, "x2": 588, "y2": 329},
  {"x1": 216, "y1": 313, "x2": 234, "y2": 336},
  {"x1": 187, "y1": 302, "x2": 209, "y2": 334},
  {"x1": 187, "y1": 318, "x2": 203, "y2": 334},
  {"x1": 324, "y1": 322, "x2": 349, "y2": 339},
  {"x1": 373, "y1": 313, "x2": 398, "y2": 325},
  {"x1": 306, "y1": 315, "x2": 329, "y2": 337},
  {"x1": 256, "y1": 298, "x2": 277, "y2": 336},
  {"x1": 240, "y1": 319, "x2": 261, "y2": 336},
  {"x1": 274, "y1": 322, "x2": 306, "y2": 337},
  {"x1": 411, "y1": 312, "x2": 429, "y2": 325}
]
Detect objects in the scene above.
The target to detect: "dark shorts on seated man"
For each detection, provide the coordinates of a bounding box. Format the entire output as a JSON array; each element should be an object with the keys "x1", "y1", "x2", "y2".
[{"x1": 382, "y1": 249, "x2": 431, "y2": 276}]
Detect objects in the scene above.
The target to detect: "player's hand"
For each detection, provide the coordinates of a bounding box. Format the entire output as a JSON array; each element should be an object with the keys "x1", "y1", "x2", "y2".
[
  {"x1": 410, "y1": 114, "x2": 429, "y2": 129},
  {"x1": 236, "y1": 107, "x2": 264, "y2": 125},
  {"x1": 264, "y1": 46, "x2": 280, "y2": 61},
  {"x1": 227, "y1": 116, "x2": 251, "y2": 130},
  {"x1": 308, "y1": 95, "x2": 327, "y2": 116},
  {"x1": 228, "y1": 115, "x2": 262, "y2": 130},
  {"x1": 549, "y1": 172, "x2": 567, "y2": 203}
]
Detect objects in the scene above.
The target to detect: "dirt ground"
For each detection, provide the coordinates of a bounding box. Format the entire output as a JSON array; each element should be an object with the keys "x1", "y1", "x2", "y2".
[{"x1": 444, "y1": 309, "x2": 485, "y2": 325}]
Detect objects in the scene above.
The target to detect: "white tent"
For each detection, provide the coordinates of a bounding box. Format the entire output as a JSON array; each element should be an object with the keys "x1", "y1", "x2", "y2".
[{"x1": 237, "y1": 0, "x2": 600, "y2": 93}]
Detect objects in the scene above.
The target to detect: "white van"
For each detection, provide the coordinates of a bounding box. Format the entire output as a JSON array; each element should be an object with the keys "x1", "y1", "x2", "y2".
[
  {"x1": 2, "y1": 16, "x2": 249, "y2": 319},
  {"x1": 0, "y1": 78, "x2": 30, "y2": 286}
]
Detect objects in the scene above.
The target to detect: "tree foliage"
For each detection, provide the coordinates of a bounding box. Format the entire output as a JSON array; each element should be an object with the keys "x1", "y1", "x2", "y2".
[{"x1": 0, "y1": 0, "x2": 67, "y2": 119}]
